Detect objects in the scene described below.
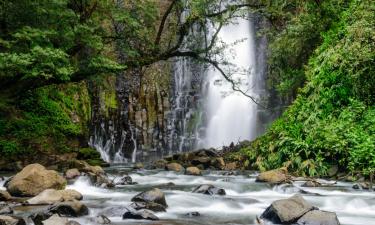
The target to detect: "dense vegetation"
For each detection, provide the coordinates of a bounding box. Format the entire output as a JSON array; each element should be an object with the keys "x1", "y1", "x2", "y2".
[
  {"x1": 242, "y1": 0, "x2": 375, "y2": 177},
  {"x1": 0, "y1": 0, "x2": 261, "y2": 160},
  {"x1": 0, "y1": 0, "x2": 373, "y2": 177}
]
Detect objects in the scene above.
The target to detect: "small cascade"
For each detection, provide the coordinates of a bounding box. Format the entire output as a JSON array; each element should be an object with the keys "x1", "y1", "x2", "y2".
[{"x1": 167, "y1": 57, "x2": 204, "y2": 154}]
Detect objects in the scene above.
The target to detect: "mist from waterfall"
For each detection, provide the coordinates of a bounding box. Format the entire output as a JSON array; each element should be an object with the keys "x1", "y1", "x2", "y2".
[{"x1": 200, "y1": 17, "x2": 259, "y2": 148}]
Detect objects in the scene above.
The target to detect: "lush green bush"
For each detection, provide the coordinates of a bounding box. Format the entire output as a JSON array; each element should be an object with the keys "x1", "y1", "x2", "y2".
[
  {"x1": 0, "y1": 82, "x2": 91, "y2": 157},
  {"x1": 244, "y1": 0, "x2": 375, "y2": 176}
]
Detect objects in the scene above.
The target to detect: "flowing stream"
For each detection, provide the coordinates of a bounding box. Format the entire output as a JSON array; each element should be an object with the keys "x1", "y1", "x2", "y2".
[{"x1": 61, "y1": 166, "x2": 375, "y2": 225}]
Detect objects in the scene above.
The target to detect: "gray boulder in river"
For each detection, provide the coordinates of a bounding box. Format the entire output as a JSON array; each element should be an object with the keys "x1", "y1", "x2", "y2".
[
  {"x1": 297, "y1": 210, "x2": 340, "y2": 225},
  {"x1": 192, "y1": 184, "x2": 226, "y2": 196},
  {"x1": 131, "y1": 188, "x2": 167, "y2": 207},
  {"x1": 260, "y1": 194, "x2": 340, "y2": 225},
  {"x1": 6, "y1": 164, "x2": 66, "y2": 197}
]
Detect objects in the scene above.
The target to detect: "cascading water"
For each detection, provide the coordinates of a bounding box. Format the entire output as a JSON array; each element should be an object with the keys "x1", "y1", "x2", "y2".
[{"x1": 200, "y1": 16, "x2": 262, "y2": 148}]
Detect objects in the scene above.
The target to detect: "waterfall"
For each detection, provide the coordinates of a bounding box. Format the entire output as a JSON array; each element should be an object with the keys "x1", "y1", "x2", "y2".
[
  {"x1": 89, "y1": 9, "x2": 269, "y2": 162},
  {"x1": 200, "y1": 17, "x2": 261, "y2": 148}
]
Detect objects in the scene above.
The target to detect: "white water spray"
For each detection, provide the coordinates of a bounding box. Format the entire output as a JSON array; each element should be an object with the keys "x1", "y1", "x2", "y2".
[{"x1": 202, "y1": 17, "x2": 259, "y2": 148}]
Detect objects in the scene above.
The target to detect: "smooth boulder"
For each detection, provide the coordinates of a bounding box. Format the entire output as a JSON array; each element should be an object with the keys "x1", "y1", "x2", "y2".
[
  {"x1": 166, "y1": 163, "x2": 184, "y2": 172},
  {"x1": 7, "y1": 164, "x2": 66, "y2": 197},
  {"x1": 27, "y1": 189, "x2": 83, "y2": 205},
  {"x1": 64, "y1": 169, "x2": 80, "y2": 180},
  {"x1": 131, "y1": 188, "x2": 167, "y2": 207},
  {"x1": 192, "y1": 184, "x2": 226, "y2": 196},
  {"x1": 185, "y1": 167, "x2": 201, "y2": 176},
  {"x1": 297, "y1": 210, "x2": 340, "y2": 225},
  {"x1": 260, "y1": 194, "x2": 314, "y2": 224},
  {"x1": 256, "y1": 168, "x2": 288, "y2": 184}
]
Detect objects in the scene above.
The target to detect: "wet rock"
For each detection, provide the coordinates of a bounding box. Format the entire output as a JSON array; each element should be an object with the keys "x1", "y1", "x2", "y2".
[
  {"x1": 133, "y1": 163, "x2": 144, "y2": 170},
  {"x1": 211, "y1": 157, "x2": 225, "y2": 170},
  {"x1": 0, "y1": 205, "x2": 13, "y2": 215},
  {"x1": 7, "y1": 164, "x2": 66, "y2": 197},
  {"x1": 42, "y1": 214, "x2": 67, "y2": 225},
  {"x1": 64, "y1": 169, "x2": 80, "y2": 180},
  {"x1": 192, "y1": 184, "x2": 226, "y2": 196},
  {"x1": 0, "y1": 215, "x2": 26, "y2": 225},
  {"x1": 0, "y1": 190, "x2": 11, "y2": 201},
  {"x1": 191, "y1": 157, "x2": 211, "y2": 168},
  {"x1": 302, "y1": 180, "x2": 322, "y2": 187},
  {"x1": 48, "y1": 201, "x2": 89, "y2": 217},
  {"x1": 87, "y1": 173, "x2": 114, "y2": 188},
  {"x1": 131, "y1": 188, "x2": 167, "y2": 207},
  {"x1": 115, "y1": 175, "x2": 134, "y2": 185},
  {"x1": 166, "y1": 163, "x2": 184, "y2": 172},
  {"x1": 31, "y1": 211, "x2": 53, "y2": 225},
  {"x1": 353, "y1": 182, "x2": 371, "y2": 190},
  {"x1": 297, "y1": 210, "x2": 340, "y2": 225},
  {"x1": 152, "y1": 160, "x2": 168, "y2": 169},
  {"x1": 95, "y1": 215, "x2": 111, "y2": 224},
  {"x1": 185, "y1": 212, "x2": 200, "y2": 217},
  {"x1": 224, "y1": 162, "x2": 237, "y2": 171},
  {"x1": 327, "y1": 165, "x2": 339, "y2": 177},
  {"x1": 27, "y1": 189, "x2": 82, "y2": 205},
  {"x1": 260, "y1": 194, "x2": 314, "y2": 224},
  {"x1": 129, "y1": 201, "x2": 166, "y2": 212},
  {"x1": 185, "y1": 167, "x2": 201, "y2": 176},
  {"x1": 27, "y1": 189, "x2": 63, "y2": 205},
  {"x1": 122, "y1": 209, "x2": 159, "y2": 221},
  {"x1": 59, "y1": 189, "x2": 83, "y2": 201},
  {"x1": 256, "y1": 168, "x2": 288, "y2": 184}
]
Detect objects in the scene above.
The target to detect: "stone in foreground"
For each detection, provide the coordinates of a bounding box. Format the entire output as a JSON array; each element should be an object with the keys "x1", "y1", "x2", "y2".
[
  {"x1": 260, "y1": 194, "x2": 314, "y2": 223},
  {"x1": 131, "y1": 188, "x2": 167, "y2": 207},
  {"x1": 297, "y1": 210, "x2": 340, "y2": 225},
  {"x1": 6, "y1": 164, "x2": 66, "y2": 197},
  {"x1": 0, "y1": 215, "x2": 26, "y2": 225}
]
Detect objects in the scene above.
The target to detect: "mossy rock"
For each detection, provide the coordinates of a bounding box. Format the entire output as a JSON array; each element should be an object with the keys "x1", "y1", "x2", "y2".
[{"x1": 77, "y1": 148, "x2": 101, "y2": 160}]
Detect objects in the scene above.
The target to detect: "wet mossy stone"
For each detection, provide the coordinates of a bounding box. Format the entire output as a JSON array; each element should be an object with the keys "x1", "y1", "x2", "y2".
[{"x1": 77, "y1": 148, "x2": 101, "y2": 161}]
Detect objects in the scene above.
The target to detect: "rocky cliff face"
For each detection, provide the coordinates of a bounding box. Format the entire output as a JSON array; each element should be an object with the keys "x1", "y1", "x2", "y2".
[{"x1": 89, "y1": 62, "x2": 173, "y2": 162}]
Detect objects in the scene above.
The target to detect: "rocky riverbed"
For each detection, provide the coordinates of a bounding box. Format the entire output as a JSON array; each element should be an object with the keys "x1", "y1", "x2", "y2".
[{"x1": 0, "y1": 160, "x2": 375, "y2": 225}]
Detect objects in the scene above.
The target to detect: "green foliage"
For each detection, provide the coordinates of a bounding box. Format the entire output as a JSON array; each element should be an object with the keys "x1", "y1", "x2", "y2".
[
  {"x1": 245, "y1": 0, "x2": 375, "y2": 176},
  {"x1": 0, "y1": 82, "x2": 91, "y2": 157},
  {"x1": 0, "y1": 0, "x2": 123, "y2": 90},
  {"x1": 266, "y1": 0, "x2": 350, "y2": 100},
  {"x1": 78, "y1": 147, "x2": 101, "y2": 160}
]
